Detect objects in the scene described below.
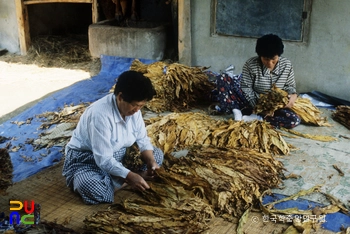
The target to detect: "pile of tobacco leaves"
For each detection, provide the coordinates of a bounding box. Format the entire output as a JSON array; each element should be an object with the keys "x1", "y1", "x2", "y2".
[
  {"x1": 84, "y1": 146, "x2": 285, "y2": 233},
  {"x1": 145, "y1": 112, "x2": 290, "y2": 155},
  {"x1": 130, "y1": 59, "x2": 215, "y2": 112},
  {"x1": 332, "y1": 105, "x2": 350, "y2": 130},
  {"x1": 0, "y1": 148, "x2": 13, "y2": 194}
]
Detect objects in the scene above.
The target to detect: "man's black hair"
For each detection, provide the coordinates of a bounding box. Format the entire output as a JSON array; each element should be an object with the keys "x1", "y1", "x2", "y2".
[
  {"x1": 255, "y1": 34, "x2": 284, "y2": 58},
  {"x1": 114, "y1": 70, "x2": 156, "y2": 102}
]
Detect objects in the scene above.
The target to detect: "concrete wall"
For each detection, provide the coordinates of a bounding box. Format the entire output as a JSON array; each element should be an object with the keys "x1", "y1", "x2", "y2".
[
  {"x1": 0, "y1": 0, "x2": 19, "y2": 53},
  {"x1": 191, "y1": 0, "x2": 350, "y2": 101}
]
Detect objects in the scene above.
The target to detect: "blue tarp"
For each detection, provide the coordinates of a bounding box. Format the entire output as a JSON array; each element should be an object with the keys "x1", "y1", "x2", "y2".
[
  {"x1": 0, "y1": 55, "x2": 154, "y2": 183},
  {"x1": 305, "y1": 91, "x2": 350, "y2": 107},
  {"x1": 263, "y1": 193, "x2": 350, "y2": 232}
]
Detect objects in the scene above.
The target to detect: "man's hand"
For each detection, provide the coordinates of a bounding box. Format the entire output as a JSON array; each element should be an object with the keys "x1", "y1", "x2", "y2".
[
  {"x1": 285, "y1": 93, "x2": 298, "y2": 109},
  {"x1": 125, "y1": 171, "x2": 150, "y2": 191}
]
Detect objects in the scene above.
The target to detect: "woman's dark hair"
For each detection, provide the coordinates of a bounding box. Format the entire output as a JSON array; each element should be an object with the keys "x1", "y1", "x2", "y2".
[
  {"x1": 114, "y1": 70, "x2": 156, "y2": 102},
  {"x1": 255, "y1": 34, "x2": 284, "y2": 58}
]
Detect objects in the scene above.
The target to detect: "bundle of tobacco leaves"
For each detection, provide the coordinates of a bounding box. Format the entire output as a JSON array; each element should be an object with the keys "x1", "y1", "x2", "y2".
[
  {"x1": 332, "y1": 105, "x2": 350, "y2": 130},
  {"x1": 130, "y1": 59, "x2": 215, "y2": 112},
  {"x1": 254, "y1": 85, "x2": 288, "y2": 116},
  {"x1": 84, "y1": 146, "x2": 284, "y2": 233},
  {"x1": 255, "y1": 85, "x2": 331, "y2": 126},
  {"x1": 0, "y1": 148, "x2": 13, "y2": 194},
  {"x1": 145, "y1": 112, "x2": 290, "y2": 155},
  {"x1": 292, "y1": 98, "x2": 331, "y2": 126},
  {"x1": 122, "y1": 143, "x2": 144, "y2": 171}
]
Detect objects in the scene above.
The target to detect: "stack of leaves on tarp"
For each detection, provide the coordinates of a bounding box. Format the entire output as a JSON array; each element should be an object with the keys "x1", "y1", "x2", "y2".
[
  {"x1": 332, "y1": 105, "x2": 350, "y2": 130},
  {"x1": 36, "y1": 103, "x2": 89, "y2": 130},
  {"x1": 145, "y1": 112, "x2": 290, "y2": 155},
  {"x1": 84, "y1": 146, "x2": 284, "y2": 233},
  {"x1": 0, "y1": 148, "x2": 13, "y2": 194},
  {"x1": 130, "y1": 59, "x2": 215, "y2": 113},
  {"x1": 31, "y1": 103, "x2": 90, "y2": 150},
  {"x1": 255, "y1": 85, "x2": 331, "y2": 126}
]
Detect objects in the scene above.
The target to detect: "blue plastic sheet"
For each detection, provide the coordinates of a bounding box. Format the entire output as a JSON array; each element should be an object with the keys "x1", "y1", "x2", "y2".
[
  {"x1": 300, "y1": 91, "x2": 350, "y2": 110},
  {"x1": 0, "y1": 55, "x2": 154, "y2": 183},
  {"x1": 263, "y1": 193, "x2": 350, "y2": 232}
]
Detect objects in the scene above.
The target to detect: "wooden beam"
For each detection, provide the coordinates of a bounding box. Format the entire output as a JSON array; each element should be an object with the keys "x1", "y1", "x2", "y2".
[
  {"x1": 24, "y1": 0, "x2": 98, "y2": 23},
  {"x1": 15, "y1": 0, "x2": 31, "y2": 55},
  {"x1": 178, "y1": 0, "x2": 191, "y2": 66},
  {"x1": 24, "y1": 0, "x2": 93, "y2": 5}
]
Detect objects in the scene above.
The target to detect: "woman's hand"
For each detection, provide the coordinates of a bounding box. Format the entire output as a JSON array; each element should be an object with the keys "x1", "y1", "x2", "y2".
[
  {"x1": 146, "y1": 161, "x2": 159, "y2": 177},
  {"x1": 140, "y1": 150, "x2": 160, "y2": 177},
  {"x1": 285, "y1": 93, "x2": 298, "y2": 109},
  {"x1": 125, "y1": 171, "x2": 150, "y2": 191}
]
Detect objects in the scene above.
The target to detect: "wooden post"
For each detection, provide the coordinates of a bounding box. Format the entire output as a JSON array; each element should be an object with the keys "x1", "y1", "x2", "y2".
[
  {"x1": 178, "y1": 0, "x2": 191, "y2": 66},
  {"x1": 92, "y1": 0, "x2": 98, "y2": 23},
  {"x1": 15, "y1": 0, "x2": 31, "y2": 55}
]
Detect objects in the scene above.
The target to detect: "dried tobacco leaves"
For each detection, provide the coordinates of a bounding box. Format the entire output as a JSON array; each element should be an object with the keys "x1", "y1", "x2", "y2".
[
  {"x1": 255, "y1": 85, "x2": 288, "y2": 116},
  {"x1": 332, "y1": 105, "x2": 350, "y2": 130},
  {"x1": 291, "y1": 98, "x2": 331, "y2": 127},
  {"x1": 255, "y1": 85, "x2": 331, "y2": 126},
  {"x1": 36, "y1": 103, "x2": 89, "y2": 130},
  {"x1": 0, "y1": 148, "x2": 13, "y2": 194},
  {"x1": 31, "y1": 103, "x2": 89, "y2": 150},
  {"x1": 280, "y1": 127, "x2": 337, "y2": 142},
  {"x1": 145, "y1": 112, "x2": 291, "y2": 155},
  {"x1": 130, "y1": 59, "x2": 215, "y2": 112},
  {"x1": 84, "y1": 146, "x2": 285, "y2": 233}
]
